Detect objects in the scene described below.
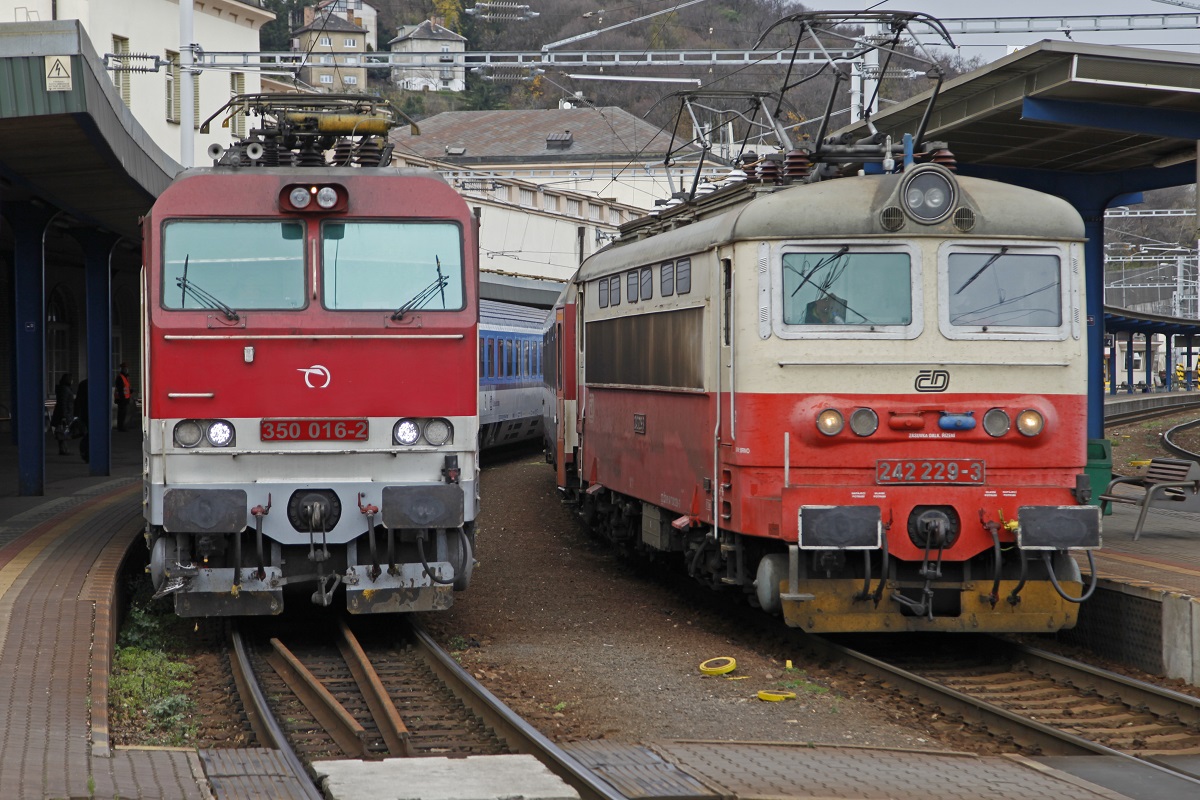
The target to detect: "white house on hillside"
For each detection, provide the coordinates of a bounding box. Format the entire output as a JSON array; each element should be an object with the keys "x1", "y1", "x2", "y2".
[
  {"x1": 1, "y1": 0, "x2": 273, "y2": 166},
  {"x1": 388, "y1": 19, "x2": 465, "y2": 92}
]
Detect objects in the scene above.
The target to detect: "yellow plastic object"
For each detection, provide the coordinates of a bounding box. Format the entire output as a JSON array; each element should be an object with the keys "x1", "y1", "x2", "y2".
[
  {"x1": 699, "y1": 656, "x2": 737, "y2": 676},
  {"x1": 757, "y1": 690, "x2": 797, "y2": 702}
]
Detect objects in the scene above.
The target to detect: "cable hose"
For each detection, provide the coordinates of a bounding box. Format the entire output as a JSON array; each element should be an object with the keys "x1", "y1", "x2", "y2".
[
  {"x1": 416, "y1": 530, "x2": 460, "y2": 585},
  {"x1": 1044, "y1": 550, "x2": 1099, "y2": 603}
]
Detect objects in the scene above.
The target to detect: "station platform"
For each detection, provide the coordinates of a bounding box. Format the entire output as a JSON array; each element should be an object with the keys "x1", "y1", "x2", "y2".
[{"x1": 3, "y1": 422, "x2": 1200, "y2": 799}]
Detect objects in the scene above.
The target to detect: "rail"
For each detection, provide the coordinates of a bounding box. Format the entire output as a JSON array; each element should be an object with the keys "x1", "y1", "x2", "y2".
[
  {"x1": 230, "y1": 617, "x2": 625, "y2": 800},
  {"x1": 799, "y1": 634, "x2": 1200, "y2": 785}
]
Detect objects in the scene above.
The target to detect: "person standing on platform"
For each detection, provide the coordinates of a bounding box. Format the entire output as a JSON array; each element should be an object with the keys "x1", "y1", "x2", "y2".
[
  {"x1": 113, "y1": 362, "x2": 132, "y2": 432},
  {"x1": 74, "y1": 378, "x2": 89, "y2": 463},
  {"x1": 50, "y1": 374, "x2": 74, "y2": 455}
]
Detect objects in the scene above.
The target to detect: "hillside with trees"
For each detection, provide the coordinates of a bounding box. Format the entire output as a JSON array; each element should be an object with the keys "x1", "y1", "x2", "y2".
[{"x1": 260, "y1": 1, "x2": 982, "y2": 137}]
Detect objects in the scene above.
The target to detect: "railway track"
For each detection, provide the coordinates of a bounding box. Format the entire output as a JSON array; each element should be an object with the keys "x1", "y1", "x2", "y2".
[
  {"x1": 228, "y1": 616, "x2": 623, "y2": 800},
  {"x1": 804, "y1": 633, "x2": 1200, "y2": 784},
  {"x1": 1105, "y1": 400, "x2": 1200, "y2": 427}
]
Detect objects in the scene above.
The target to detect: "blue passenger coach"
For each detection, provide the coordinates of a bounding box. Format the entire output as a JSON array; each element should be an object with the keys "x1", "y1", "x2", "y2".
[{"x1": 479, "y1": 299, "x2": 545, "y2": 448}]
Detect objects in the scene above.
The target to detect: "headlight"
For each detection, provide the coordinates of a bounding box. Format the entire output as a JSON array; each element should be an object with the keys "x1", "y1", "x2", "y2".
[
  {"x1": 316, "y1": 186, "x2": 339, "y2": 208},
  {"x1": 206, "y1": 420, "x2": 235, "y2": 447},
  {"x1": 393, "y1": 418, "x2": 421, "y2": 446},
  {"x1": 983, "y1": 408, "x2": 1011, "y2": 437},
  {"x1": 174, "y1": 420, "x2": 203, "y2": 448},
  {"x1": 816, "y1": 409, "x2": 844, "y2": 436},
  {"x1": 1016, "y1": 409, "x2": 1044, "y2": 437},
  {"x1": 900, "y1": 166, "x2": 955, "y2": 224},
  {"x1": 423, "y1": 418, "x2": 452, "y2": 446},
  {"x1": 289, "y1": 186, "x2": 311, "y2": 209},
  {"x1": 849, "y1": 408, "x2": 878, "y2": 436}
]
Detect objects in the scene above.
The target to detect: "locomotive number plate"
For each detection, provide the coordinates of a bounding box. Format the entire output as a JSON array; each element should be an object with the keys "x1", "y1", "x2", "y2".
[
  {"x1": 261, "y1": 419, "x2": 369, "y2": 441},
  {"x1": 876, "y1": 459, "x2": 984, "y2": 485}
]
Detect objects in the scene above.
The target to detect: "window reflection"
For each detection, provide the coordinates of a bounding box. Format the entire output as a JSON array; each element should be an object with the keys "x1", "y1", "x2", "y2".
[
  {"x1": 322, "y1": 222, "x2": 465, "y2": 311},
  {"x1": 162, "y1": 221, "x2": 306, "y2": 310},
  {"x1": 948, "y1": 252, "x2": 1061, "y2": 327},
  {"x1": 782, "y1": 251, "x2": 911, "y2": 326}
]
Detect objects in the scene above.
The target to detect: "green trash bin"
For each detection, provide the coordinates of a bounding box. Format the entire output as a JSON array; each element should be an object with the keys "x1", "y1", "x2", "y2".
[{"x1": 1086, "y1": 438, "x2": 1112, "y2": 514}]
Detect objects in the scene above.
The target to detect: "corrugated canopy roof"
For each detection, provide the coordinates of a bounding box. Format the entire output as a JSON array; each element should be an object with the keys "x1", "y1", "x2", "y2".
[
  {"x1": 833, "y1": 40, "x2": 1200, "y2": 175},
  {"x1": 0, "y1": 21, "x2": 177, "y2": 242},
  {"x1": 830, "y1": 40, "x2": 1200, "y2": 175}
]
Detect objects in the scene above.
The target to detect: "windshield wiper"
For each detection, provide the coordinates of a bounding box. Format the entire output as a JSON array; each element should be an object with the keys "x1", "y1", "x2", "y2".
[
  {"x1": 954, "y1": 246, "x2": 1009, "y2": 296},
  {"x1": 176, "y1": 256, "x2": 240, "y2": 321},
  {"x1": 392, "y1": 257, "x2": 448, "y2": 321}
]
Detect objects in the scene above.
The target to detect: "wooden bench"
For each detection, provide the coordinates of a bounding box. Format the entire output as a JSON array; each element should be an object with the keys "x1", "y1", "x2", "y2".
[{"x1": 1099, "y1": 457, "x2": 1200, "y2": 540}]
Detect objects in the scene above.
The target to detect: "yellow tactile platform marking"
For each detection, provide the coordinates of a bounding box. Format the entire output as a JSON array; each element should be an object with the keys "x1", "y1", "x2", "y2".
[
  {"x1": 0, "y1": 483, "x2": 139, "y2": 650},
  {"x1": 1096, "y1": 550, "x2": 1200, "y2": 580}
]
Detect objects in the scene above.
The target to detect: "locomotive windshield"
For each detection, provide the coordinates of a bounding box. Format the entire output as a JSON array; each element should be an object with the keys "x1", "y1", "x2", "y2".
[
  {"x1": 162, "y1": 220, "x2": 306, "y2": 310},
  {"x1": 322, "y1": 221, "x2": 465, "y2": 311},
  {"x1": 947, "y1": 251, "x2": 1061, "y2": 328},
  {"x1": 782, "y1": 250, "x2": 912, "y2": 326}
]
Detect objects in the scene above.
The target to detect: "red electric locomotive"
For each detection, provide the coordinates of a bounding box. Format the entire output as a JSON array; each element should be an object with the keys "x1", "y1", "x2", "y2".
[
  {"x1": 143, "y1": 95, "x2": 478, "y2": 616},
  {"x1": 543, "y1": 13, "x2": 1101, "y2": 633}
]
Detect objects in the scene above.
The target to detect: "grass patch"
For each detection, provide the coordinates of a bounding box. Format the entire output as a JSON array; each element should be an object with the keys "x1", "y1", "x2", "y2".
[{"x1": 108, "y1": 579, "x2": 199, "y2": 747}]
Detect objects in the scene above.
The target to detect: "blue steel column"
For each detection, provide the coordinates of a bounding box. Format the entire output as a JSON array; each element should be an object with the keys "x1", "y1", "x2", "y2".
[
  {"x1": 1082, "y1": 209, "x2": 1107, "y2": 434},
  {"x1": 71, "y1": 229, "x2": 118, "y2": 476},
  {"x1": 3, "y1": 202, "x2": 59, "y2": 495}
]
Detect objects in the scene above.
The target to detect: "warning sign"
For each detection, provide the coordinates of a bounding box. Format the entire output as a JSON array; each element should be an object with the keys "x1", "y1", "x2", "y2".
[{"x1": 45, "y1": 56, "x2": 72, "y2": 91}]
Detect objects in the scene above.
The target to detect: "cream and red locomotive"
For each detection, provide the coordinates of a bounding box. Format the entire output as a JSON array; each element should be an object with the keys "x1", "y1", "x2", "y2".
[
  {"x1": 546, "y1": 155, "x2": 1101, "y2": 633},
  {"x1": 544, "y1": 12, "x2": 1101, "y2": 631},
  {"x1": 143, "y1": 96, "x2": 478, "y2": 616}
]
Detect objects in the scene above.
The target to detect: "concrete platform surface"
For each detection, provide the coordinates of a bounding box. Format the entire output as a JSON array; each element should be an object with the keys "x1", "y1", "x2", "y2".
[{"x1": 312, "y1": 754, "x2": 581, "y2": 800}]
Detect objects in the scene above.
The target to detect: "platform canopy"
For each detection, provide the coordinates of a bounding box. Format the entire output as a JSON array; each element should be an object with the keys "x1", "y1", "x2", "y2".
[
  {"x1": 834, "y1": 39, "x2": 1200, "y2": 185},
  {"x1": 0, "y1": 21, "x2": 178, "y2": 241}
]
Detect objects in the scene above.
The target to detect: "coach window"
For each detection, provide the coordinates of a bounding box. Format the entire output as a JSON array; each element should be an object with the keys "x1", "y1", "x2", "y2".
[
  {"x1": 610, "y1": 275, "x2": 621, "y2": 306},
  {"x1": 940, "y1": 243, "x2": 1067, "y2": 339},
  {"x1": 321, "y1": 221, "x2": 464, "y2": 312},
  {"x1": 640, "y1": 267, "x2": 653, "y2": 301},
  {"x1": 627, "y1": 270, "x2": 639, "y2": 303},
  {"x1": 780, "y1": 249, "x2": 913, "y2": 333},
  {"x1": 598, "y1": 277, "x2": 609, "y2": 308},
  {"x1": 480, "y1": 338, "x2": 486, "y2": 378},
  {"x1": 661, "y1": 261, "x2": 674, "y2": 296},
  {"x1": 676, "y1": 258, "x2": 692, "y2": 294},
  {"x1": 162, "y1": 220, "x2": 305, "y2": 310}
]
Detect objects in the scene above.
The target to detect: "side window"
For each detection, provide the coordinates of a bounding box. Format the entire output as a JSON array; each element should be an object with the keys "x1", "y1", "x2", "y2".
[
  {"x1": 661, "y1": 261, "x2": 674, "y2": 297},
  {"x1": 598, "y1": 278, "x2": 609, "y2": 308},
  {"x1": 480, "y1": 338, "x2": 486, "y2": 378},
  {"x1": 524, "y1": 341, "x2": 531, "y2": 376},
  {"x1": 677, "y1": 258, "x2": 692, "y2": 295},
  {"x1": 610, "y1": 275, "x2": 621, "y2": 306},
  {"x1": 640, "y1": 267, "x2": 653, "y2": 301},
  {"x1": 627, "y1": 271, "x2": 639, "y2": 303}
]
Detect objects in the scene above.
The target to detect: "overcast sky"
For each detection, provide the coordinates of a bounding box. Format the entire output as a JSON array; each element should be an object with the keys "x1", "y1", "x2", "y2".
[{"x1": 825, "y1": 1, "x2": 1200, "y2": 61}]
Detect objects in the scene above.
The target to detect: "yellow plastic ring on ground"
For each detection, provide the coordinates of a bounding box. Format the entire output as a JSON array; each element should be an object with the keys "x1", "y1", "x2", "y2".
[
  {"x1": 757, "y1": 690, "x2": 797, "y2": 702},
  {"x1": 699, "y1": 657, "x2": 737, "y2": 676}
]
